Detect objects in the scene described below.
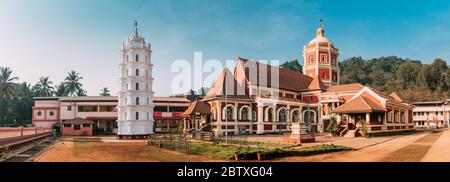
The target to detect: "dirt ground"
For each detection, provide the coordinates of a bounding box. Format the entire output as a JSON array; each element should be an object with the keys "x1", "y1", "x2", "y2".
[
  {"x1": 273, "y1": 129, "x2": 450, "y2": 162},
  {"x1": 35, "y1": 137, "x2": 223, "y2": 162},
  {"x1": 35, "y1": 129, "x2": 450, "y2": 162}
]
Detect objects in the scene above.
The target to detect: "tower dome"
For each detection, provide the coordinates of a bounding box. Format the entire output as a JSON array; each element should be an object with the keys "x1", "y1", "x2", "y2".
[
  {"x1": 303, "y1": 19, "x2": 340, "y2": 87},
  {"x1": 308, "y1": 20, "x2": 330, "y2": 45}
]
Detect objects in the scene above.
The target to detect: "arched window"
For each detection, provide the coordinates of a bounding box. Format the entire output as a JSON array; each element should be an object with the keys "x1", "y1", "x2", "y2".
[
  {"x1": 125, "y1": 98, "x2": 128, "y2": 105},
  {"x1": 135, "y1": 83, "x2": 139, "y2": 91},
  {"x1": 146, "y1": 70, "x2": 149, "y2": 76},
  {"x1": 127, "y1": 55, "x2": 129, "y2": 62},
  {"x1": 145, "y1": 55, "x2": 148, "y2": 62},
  {"x1": 126, "y1": 69, "x2": 129, "y2": 76},
  {"x1": 252, "y1": 111, "x2": 256, "y2": 121},
  {"x1": 135, "y1": 112, "x2": 139, "y2": 120},
  {"x1": 37, "y1": 111, "x2": 42, "y2": 116},
  {"x1": 268, "y1": 108, "x2": 274, "y2": 122},
  {"x1": 49, "y1": 111, "x2": 55, "y2": 116},
  {"x1": 240, "y1": 107, "x2": 249, "y2": 120},
  {"x1": 146, "y1": 97, "x2": 149, "y2": 105},
  {"x1": 136, "y1": 69, "x2": 139, "y2": 76},
  {"x1": 292, "y1": 110, "x2": 300, "y2": 122},
  {"x1": 125, "y1": 112, "x2": 127, "y2": 120},
  {"x1": 278, "y1": 108, "x2": 287, "y2": 122},
  {"x1": 146, "y1": 84, "x2": 148, "y2": 91},
  {"x1": 136, "y1": 97, "x2": 140, "y2": 105},
  {"x1": 147, "y1": 112, "x2": 149, "y2": 120},
  {"x1": 226, "y1": 106, "x2": 234, "y2": 121},
  {"x1": 303, "y1": 111, "x2": 315, "y2": 124},
  {"x1": 126, "y1": 83, "x2": 128, "y2": 90},
  {"x1": 135, "y1": 54, "x2": 139, "y2": 62}
]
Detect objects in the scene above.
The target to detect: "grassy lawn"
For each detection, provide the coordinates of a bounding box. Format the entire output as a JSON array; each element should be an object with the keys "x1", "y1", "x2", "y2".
[
  {"x1": 212, "y1": 138, "x2": 297, "y2": 148},
  {"x1": 185, "y1": 142, "x2": 352, "y2": 160}
]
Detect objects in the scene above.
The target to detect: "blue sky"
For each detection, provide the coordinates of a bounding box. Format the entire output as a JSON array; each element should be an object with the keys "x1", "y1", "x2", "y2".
[{"x1": 1, "y1": 0, "x2": 450, "y2": 96}]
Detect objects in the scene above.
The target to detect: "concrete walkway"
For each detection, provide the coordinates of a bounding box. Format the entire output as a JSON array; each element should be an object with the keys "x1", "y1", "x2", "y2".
[{"x1": 275, "y1": 131, "x2": 434, "y2": 162}]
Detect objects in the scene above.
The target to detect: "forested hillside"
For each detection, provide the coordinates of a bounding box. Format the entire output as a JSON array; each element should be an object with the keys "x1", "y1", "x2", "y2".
[{"x1": 339, "y1": 56, "x2": 450, "y2": 102}]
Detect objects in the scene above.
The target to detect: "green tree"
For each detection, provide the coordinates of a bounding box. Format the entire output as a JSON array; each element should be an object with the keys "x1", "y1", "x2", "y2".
[
  {"x1": 32, "y1": 76, "x2": 55, "y2": 97},
  {"x1": 55, "y1": 82, "x2": 68, "y2": 96},
  {"x1": 99, "y1": 87, "x2": 111, "y2": 96},
  {"x1": 396, "y1": 62, "x2": 421, "y2": 90},
  {"x1": 326, "y1": 115, "x2": 341, "y2": 136},
  {"x1": 76, "y1": 88, "x2": 87, "y2": 96},
  {"x1": 339, "y1": 57, "x2": 369, "y2": 84},
  {"x1": 280, "y1": 59, "x2": 303, "y2": 73},
  {"x1": 0, "y1": 67, "x2": 18, "y2": 99},
  {"x1": 11, "y1": 82, "x2": 34, "y2": 126},
  {"x1": 64, "y1": 71, "x2": 83, "y2": 96}
]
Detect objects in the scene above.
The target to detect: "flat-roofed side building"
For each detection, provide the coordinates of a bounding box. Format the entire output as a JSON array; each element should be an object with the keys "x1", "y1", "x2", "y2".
[
  {"x1": 411, "y1": 100, "x2": 450, "y2": 129},
  {"x1": 59, "y1": 96, "x2": 118, "y2": 135},
  {"x1": 33, "y1": 97, "x2": 61, "y2": 128},
  {"x1": 153, "y1": 97, "x2": 191, "y2": 133},
  {"x1": 32, "y1": 96, "x2": 190, "y2": 135}
]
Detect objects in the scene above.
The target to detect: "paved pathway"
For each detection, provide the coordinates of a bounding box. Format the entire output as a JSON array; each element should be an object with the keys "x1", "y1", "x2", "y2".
[
  {"x1": 421, "y1": 129, "x2": 450, "y2": 162},
  {"x1": 275, "y1": 131, "x2": 435, "y2": 162}
]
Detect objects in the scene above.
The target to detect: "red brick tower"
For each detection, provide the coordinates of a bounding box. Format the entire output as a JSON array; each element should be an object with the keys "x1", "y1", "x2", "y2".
[{"x1": 303, "y1": 20, "x2": 339, "y2": 87}]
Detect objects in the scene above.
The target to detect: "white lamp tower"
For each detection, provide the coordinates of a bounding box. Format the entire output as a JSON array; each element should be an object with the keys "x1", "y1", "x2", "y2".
[{"x1": 117, "y1": 21, "x2": 154, "y2": 139}]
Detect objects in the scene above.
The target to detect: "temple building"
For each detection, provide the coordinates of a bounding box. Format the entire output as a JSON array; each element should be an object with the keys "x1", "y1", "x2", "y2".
[{"x1": 184, "y1": 22, "x2": 414, "y2": 137}]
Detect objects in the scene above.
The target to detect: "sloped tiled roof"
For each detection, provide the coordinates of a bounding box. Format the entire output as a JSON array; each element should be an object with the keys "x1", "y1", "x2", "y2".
[
  {"x1": 236, "y1": 57, "x2": 313, "y2": 92},
  {"x1": 304, "y1": 76, "x2": 326, "y2": 91},
  {"x1": 182, "y1": 100, "x2": 211, "y2": 116},
  {"x1": 325, "y1": 83, "x2": 364, "y2": 93},
  {"x1": 389, "y1": 92, "x2": 404, "y2": 103},
  {"x1": 204, "y1": 68, "x2": 242, "y2": 99},
  {"x1": 367, "y1": 87, "x2": 403, "y2": 104},
  {"x1": 332, "y1": 96, "x2": 386, "y2": 113}
]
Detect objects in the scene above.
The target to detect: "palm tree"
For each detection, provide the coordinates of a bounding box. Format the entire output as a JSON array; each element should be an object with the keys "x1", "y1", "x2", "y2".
[
  {"x1": 64, "y1": 71, "x2": 83, "y2": 96},
  {"x1": 76, "y1": 88, "x2": 87, "y2": 96},
  {"x1": 32, "y1": 76, "x2": 55, "y2": 97},
  {"x1": 13, "y1": 82, "x2": 34, "y2": 125},
  {"x1": 99, "y1": 87, "x2": 111, "y2": 96},
  {"x1": 0, "y1": 67, "x2": 18, "y2": 99},
  {"x1": 55, "y1": 82, "x2": 68, "y2": 96}
]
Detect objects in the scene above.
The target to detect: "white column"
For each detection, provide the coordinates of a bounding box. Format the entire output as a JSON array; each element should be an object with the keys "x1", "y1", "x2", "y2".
[
  {"x1": 257, "y1": 103, "x2": 264, "y2": 134},
  {"x1": 249, "y1": 104, "x2": 253, "y2": 134},
  {"x1": 215, "y1": 101, "x2": 222, "y2": 137},
  {"x1": 272, "y1": 103, "x2": 277, "y2": 133},
  {"x1": 234, "y1": 102, "x2": 239, "y2": 135},
  {"x1": 366, "y1": 113, "x2": 370, "y2": 126}
]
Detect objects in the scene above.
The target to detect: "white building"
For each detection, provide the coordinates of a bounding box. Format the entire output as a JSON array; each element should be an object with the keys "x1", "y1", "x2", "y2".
[
  {"x1": 411, "y1": 100, "x2": 450, "y2": 129},
  {"x1": 117, "y1": 21, "x2": 155, "y2": 139}
]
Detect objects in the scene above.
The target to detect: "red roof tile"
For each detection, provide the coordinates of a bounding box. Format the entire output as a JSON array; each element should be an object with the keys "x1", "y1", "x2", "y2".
[
  {"x1": 182, "y1": 100, "x2": 211, "y2": 116},
  {"x1": 332, "y1": 95, "x2": 386, "y2": 113},
  {"x1": 235, "y1": 57, "x2": 313, "y2": 92}
]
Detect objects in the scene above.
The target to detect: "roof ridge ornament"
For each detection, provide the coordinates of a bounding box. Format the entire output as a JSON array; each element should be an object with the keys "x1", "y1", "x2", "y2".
[
  {"x1": 134, "y1": 20, "x2": 139, "y2": 38},
  {"x1": 317, "y1": 19, "x2": 325, "y2": 37}
]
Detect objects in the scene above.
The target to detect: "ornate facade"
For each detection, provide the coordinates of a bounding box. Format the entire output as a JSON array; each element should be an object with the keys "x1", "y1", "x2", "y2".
[{"x1": 185, "y1": 23, "x2": 414, "y2": 137}]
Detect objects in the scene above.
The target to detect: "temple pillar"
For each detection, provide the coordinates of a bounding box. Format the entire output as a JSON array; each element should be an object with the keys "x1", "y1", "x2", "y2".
[
  {"x1": 215, "y1": 101, "x2": 222, "y2": 137},
  {"x1": 257, "y1": 103, "x2": 264, "y2": 134}
]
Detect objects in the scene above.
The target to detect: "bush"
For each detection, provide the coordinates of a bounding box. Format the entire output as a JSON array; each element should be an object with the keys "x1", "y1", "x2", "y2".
[
  {"x1": 326, "y1": 116, "x2": 342, "y2": 136},
  {"x1": 0, "y1": 146, "x2": 9, "y2": 160}
]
